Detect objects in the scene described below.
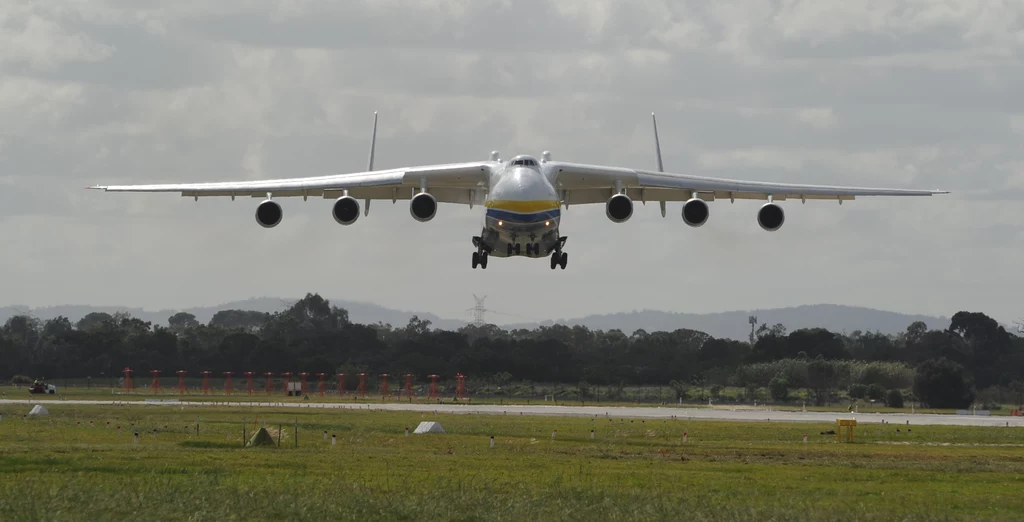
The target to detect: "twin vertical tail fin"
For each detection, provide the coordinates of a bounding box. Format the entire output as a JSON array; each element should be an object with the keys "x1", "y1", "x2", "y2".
[
  {"x1": 652, "y1": 112, "x2": 664, "y2": 173},
  {"x1": 367, "y1": 111, "x2": 377, "y2": 172},
  {"x1": 652, "y1": 112, "x2": 667, "y2": 218},
  {"x1": 365, "y1": 111, "x2": 378, "y2": 215}
]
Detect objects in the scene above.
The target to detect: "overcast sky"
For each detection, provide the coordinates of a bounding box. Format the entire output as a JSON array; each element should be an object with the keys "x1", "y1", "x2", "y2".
[{"x1": 1, "y1": 0, "x2": 1022, "y2": 326}]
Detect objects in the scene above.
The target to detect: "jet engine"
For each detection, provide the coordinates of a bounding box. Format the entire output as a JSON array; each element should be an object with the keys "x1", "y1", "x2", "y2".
[
  {"x1": 682, "y1": 197, "x2": 709, "y2": 227},
  {"x1": 757, "y1": 202, "x2": 785, "y2": 232},
  {"x1": 332, "y1": 195, "x2": 360, "y2": 225},
  {"x1": 255, "y1": 200, "x2": 282, "y2": 228},
  {"x1": 605, "y1": 193, "x2": 633, "y2": 223},
  {"x1": 410, "y1": 192, "x2": 437, "y2": 222}
]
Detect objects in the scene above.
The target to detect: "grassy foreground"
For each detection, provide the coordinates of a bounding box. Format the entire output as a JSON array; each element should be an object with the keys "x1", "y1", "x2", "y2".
[{"x1": 0, "y1": 404, "x2": 1022, "y2": 521}]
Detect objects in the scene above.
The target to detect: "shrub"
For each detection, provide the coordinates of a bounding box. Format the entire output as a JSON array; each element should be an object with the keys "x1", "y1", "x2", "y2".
[
  {"x1": 769, "y1": 376, "x2": 789, "y2": 402},
  {"x1": 913, "y1": 358, "x2": 975, "y2": 409},
  {"x1": 867, "y1": 384, "x2": 886, "y2": 402},
  {"x1": 848, "y1": 383, "x2": 867, "y2": 399},
  {"x1": 885, "y1": 389, "x2": 904, "y2": 408}
]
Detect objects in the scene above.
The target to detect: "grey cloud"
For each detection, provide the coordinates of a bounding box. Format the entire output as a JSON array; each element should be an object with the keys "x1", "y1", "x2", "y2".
[
  {"x1": 181, "y1": 1, "x2": 612, "y2": 54},
  {"x1": 26, "y1": 23, "x2": 225, "y2": 90}
]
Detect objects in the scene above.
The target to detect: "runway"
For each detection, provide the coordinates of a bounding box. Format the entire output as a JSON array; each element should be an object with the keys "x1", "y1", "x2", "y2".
[{"x1": 3, "y1": 398, "x2": 1022, "y2": 427}]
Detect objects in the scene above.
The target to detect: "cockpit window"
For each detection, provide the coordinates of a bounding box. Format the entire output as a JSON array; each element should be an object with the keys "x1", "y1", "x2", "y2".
[{"x1": 510, "y1": 158, "x2": 537, "y2": 167}]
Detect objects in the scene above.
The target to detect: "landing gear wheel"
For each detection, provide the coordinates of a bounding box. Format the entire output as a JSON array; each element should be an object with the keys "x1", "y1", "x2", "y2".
[
  {"x1": 526, "y1": 243, "x2": 534, "y2": 256},
  {"x1": 550, "y1": 252, "x2": 558, "y2": 270},
  {"x1": 514, "y1": 243, "x2": 521, "y2": 255},
  {"x1": 472, "y1": 251, "x2": 480, "y2": 269},
  {"x1": 559, "y1": 251, "x2": 568, "y2": 270},
  {"x1": 507, "y1": 243, "x2": 514, "y2": 257},
  {"x1": 480, "y1": 252, "x2": 488, "y2": 269}
]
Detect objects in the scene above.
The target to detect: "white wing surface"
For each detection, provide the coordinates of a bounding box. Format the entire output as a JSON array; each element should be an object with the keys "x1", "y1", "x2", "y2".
[
  {"x1": 549, "y1": 112, "x2": 946, "y2": 206},
  {"x1": 88, "y1": 161, "x2": 493, "y2": 205},
  {"x1": 548, "y1": 160, "x2": 947, "y2": 205}
]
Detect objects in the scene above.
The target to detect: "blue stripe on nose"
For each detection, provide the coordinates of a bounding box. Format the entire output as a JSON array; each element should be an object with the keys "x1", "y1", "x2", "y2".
[{"x1": 486, "y1": 208, "x2": 561, "y2": 223}]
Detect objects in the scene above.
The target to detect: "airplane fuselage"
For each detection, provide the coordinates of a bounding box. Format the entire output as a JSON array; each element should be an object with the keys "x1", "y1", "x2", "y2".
[{"x1": 476, "y1": 156, "x2": 563, "y2": 260}]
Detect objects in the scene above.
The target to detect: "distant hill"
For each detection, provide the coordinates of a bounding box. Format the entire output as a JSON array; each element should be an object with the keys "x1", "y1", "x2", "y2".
[
  {"x1": 0, "y1": 298, "x2": 466, "y2": 332},
  {"x1": 0, "y1": 299, "x2": 955, "y2": 341},
  {"x1": 501, "y1": 304, "x2": 951, "y2": 340}
]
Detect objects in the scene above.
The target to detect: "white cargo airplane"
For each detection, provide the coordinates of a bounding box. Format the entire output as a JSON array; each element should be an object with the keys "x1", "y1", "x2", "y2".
[{"x1": 89, "y1": 113, "x2": 947, "y2": 270}]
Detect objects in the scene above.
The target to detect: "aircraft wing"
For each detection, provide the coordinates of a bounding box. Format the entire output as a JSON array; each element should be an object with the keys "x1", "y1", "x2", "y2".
[
  {"x1": 548, "y1": 161, "x2": 948, "y2": 205},
  {"x1": 87, "y1": 161, "x2": 493, "y2": 205}
]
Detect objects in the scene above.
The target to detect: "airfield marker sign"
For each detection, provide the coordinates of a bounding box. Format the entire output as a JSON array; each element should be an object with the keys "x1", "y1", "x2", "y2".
[{"x1": 837, "y1": 419, "x2": 857, "y2": 442}]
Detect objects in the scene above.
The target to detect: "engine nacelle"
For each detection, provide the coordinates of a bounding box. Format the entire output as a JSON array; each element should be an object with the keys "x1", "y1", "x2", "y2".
[
  {"x1": 410, "y1": 192, "x2": 437, "y2": 222},
  {"x1": 682, "y1": 197, "x2": 709, "y2": 227},
  {"x1": 757, "y1": 202, "x2": 785, "y2": 232},
  {"x1": 255, "y1": 200, "x2": 282, "y2": 228},
  {"x1": 332, "y1": 195, "x2": 360, "y2": 225},
  {"x1": 605, "y1": 193, "x2": 633, "y2": 223}
]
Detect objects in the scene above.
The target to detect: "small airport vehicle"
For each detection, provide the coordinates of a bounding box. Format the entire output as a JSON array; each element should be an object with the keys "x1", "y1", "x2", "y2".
[{"x1": 28, "y1": 381, "x2": 56, "y2": 394}]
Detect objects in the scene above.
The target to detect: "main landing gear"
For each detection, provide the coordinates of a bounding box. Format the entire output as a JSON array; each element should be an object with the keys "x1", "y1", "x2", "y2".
[
  {"x1": 471, "y1": 236, "x2": 568, "y2": 270},
  {"x1": 550, "y1": 236, "x2": 568, "y2": 270},
  {"x1": 550, "y1": 250, "x2": 567, "y2": 270},
  {"x1": 471, "y1": 236, "x2": 489, "y2": 270},
  {"x1": 472, "y1": 251, "x2": 488, "y2": 269}
]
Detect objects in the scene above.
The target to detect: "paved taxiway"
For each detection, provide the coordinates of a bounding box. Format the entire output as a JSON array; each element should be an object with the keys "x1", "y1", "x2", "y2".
[{"x1": 3, "y1": 399, "x2": 1022, "y2": 428}]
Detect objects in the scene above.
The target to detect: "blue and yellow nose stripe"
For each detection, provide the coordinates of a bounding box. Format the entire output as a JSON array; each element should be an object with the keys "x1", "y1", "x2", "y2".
[{"x1": 485, "y1": 199, "x2": 561, "y2": 223}]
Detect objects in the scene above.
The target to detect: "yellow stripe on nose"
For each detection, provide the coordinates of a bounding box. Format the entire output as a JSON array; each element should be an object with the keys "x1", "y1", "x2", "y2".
[{"x1": 485, "y1": 199, "x2": 561, "y2": 213}]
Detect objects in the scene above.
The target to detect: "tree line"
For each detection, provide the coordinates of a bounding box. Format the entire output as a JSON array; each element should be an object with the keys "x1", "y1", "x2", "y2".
[{"x1": 2, "y1": 293, "x2": 1022, "y2": 409}]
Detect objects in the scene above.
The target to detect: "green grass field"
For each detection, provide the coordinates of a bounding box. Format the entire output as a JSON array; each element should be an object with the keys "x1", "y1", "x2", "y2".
[{"x1": 1, "y1": 400, "x2": 1023, "y2": 521}]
